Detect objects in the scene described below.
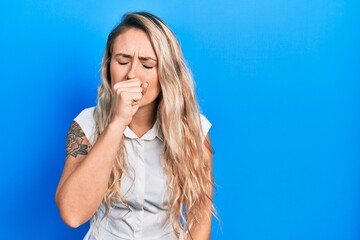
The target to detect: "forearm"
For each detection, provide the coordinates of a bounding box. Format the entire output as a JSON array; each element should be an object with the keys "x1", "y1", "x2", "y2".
[
  {"x1": 56, "y1": 121, "x2": 126, "y2": 227},
  {"x1": 188, "y1": 202, "x2": 212, "y2": 240},
  {"x1": 188, "y1": 134, "x2": 213, "y2": 239}
]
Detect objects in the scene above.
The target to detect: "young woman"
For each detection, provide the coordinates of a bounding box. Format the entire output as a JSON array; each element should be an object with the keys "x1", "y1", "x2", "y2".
[{"x1": 55, "y1": 12, "x2": 214, "y2": 240}]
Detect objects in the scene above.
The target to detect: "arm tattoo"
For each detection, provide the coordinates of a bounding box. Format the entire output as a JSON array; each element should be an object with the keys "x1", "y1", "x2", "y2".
[{"x1": 66, "y1": 121, "x2": 89, "y2": 158}]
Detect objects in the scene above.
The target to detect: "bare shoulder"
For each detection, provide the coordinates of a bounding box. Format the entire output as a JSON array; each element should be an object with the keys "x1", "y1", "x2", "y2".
[{"x1": 66, "y1": 121, "x2": 91, "y2": 159}]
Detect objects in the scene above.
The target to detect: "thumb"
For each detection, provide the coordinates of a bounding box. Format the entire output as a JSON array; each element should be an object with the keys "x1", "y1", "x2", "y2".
[{"x1": 142, "y1": 82, "x2": 149, "y2": 96}]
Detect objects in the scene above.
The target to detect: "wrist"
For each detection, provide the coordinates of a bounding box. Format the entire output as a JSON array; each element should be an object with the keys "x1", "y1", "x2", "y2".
[{"x1": 107, "y1": 118, "x2": 128, "y2": 133}]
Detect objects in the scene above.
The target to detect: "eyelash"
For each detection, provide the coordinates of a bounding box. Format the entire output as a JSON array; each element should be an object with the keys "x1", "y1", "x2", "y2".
[{"x1": 117, "y1": 62, "x2": 154, "y2": 69}]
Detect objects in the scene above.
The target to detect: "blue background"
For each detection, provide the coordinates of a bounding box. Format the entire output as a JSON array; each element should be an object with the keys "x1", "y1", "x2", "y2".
[{"x1": 0, "y1": 1, "x2": 359, "y2": 239}]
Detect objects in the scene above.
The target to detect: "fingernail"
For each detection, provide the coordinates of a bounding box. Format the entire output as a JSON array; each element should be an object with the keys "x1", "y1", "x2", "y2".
[{"x1": 145, "y1": 82, "x2": 149, "y2": 88}]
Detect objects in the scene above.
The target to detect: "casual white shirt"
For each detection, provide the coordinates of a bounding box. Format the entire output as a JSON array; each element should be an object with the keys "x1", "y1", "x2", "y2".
[{"x1": 74, "y1": 107, "x2": 211, "y2": 240}]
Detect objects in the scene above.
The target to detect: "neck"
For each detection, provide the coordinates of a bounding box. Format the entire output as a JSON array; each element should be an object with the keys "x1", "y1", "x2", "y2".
[{"x1": 129, "y1": 101, "x2": 157, "y2": 138}]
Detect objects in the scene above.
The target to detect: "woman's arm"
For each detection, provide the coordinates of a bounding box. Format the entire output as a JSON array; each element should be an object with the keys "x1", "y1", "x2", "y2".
[
  {"x1": 55, "y1": 79, "x2": 147, "y2": 228},
  {"x1": 188, "y1": 134, "x2": 214, "y2": 240},
  {"x1": 55, "y1": 120, "x2": 126, "y2": 228}
]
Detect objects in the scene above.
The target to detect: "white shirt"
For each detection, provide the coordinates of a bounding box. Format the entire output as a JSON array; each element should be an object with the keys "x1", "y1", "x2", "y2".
[{"x1": 74, "y1": 107, "x2": 211, "y2": 240}]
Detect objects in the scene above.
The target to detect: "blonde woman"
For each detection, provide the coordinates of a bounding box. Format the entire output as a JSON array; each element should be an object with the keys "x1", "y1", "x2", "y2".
[{"x1": 55, "y1": 12, "x2": 214, "y2": 240}]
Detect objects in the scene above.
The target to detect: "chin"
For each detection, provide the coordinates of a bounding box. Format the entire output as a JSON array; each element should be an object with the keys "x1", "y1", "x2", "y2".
[{"x1": 140, "y1": 98, "x2": 159, "y2": 109}]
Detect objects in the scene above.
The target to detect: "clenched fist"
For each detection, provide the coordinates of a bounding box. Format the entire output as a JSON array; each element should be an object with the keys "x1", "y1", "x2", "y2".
[{"x1": 111, "y1": 78, "x2": 148, "y2": 127}]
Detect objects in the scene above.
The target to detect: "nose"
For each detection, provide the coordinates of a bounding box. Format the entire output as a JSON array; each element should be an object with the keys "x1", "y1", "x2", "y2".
[{"x1": 126, "y1": 60, "x2": 137, "y2": 80}]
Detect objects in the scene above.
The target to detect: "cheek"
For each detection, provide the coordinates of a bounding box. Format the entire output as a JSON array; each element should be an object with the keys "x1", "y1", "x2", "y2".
[
  {"x1": 143, "y1": 71, "x2": 159, "y2": 89},
  {"x1": 147, "y1": 79, "x2": 161, "y2": 99},
  {"x1": 152, "y1": 78, "x2": 161, "y2": 96},
  {"x1": 147, "y1": 71, "x2": 159, "y2": 86},
  {"x1": 109, "y1": 61, "x2": 127, "y2": 83}
]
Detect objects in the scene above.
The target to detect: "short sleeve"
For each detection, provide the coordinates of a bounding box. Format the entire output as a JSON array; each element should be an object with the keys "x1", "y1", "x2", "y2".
[
  {"x1": 74, "y1": 107, "x2": 96, "y2": 145},
  {"x1": 200, "y1": 114, "x2": 211, "y2": 142}
]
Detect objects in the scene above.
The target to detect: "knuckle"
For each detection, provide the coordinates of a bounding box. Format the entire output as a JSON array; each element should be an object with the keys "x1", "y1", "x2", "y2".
[
  {"x1": 120, "y1": 91, "x2": 128, "y2": 98},
  {"x1": 115, "y1": 88, "x2": 122, "y2": 94}
]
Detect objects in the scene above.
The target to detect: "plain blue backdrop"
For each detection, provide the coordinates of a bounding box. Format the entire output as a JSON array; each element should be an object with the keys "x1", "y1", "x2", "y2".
[{"x1": 0, "y1": 1, "x2": 359, "y2": 239}]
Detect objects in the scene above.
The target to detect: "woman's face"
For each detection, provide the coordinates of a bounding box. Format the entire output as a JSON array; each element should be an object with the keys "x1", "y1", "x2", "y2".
[{"x1": 109, "y1": 28, "x2": 160, "y2": 108}]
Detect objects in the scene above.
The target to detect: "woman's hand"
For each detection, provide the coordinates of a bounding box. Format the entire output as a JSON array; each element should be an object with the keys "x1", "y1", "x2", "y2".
[{"x1": 111, "y1": 78, "x2": 148, "y2": 126}]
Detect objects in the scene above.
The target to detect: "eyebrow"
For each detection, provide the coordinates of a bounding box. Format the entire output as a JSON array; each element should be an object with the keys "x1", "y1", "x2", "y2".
[{"x1": 114, "y1": 53, "x2": 157, "y2": 62}]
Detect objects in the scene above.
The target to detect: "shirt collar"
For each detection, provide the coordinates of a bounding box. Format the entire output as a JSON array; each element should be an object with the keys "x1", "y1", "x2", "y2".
[{"x1": 123, "y1": 120, "x2": 164, "y2": 141}]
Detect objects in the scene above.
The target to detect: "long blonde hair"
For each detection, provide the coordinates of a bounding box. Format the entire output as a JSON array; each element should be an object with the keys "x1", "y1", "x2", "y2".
[{"x1": 93, "y1": 12, "x2": 214, "y2": 238}]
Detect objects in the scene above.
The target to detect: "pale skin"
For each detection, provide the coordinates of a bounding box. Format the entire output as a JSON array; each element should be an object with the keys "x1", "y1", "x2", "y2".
[{"x1": 55, "y1": 28, "x2": 212, "y2": 239}]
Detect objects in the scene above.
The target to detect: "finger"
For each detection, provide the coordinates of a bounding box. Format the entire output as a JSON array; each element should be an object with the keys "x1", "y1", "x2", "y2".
[
  {"x1": 132, "y1": 101, "x2": 140, "y2": 106},
  {"x1": 115, "y1": 91, "x2": 142, "y2": 105},
  {"x1": 113, "y1": 79, "x2": 142, "y2": 89},
  {"x1": 130, "y1": 92, "x2": 144, "y2": 105},
  {"x1": 141, "y1": 82, "x2": 149, "y2": 96},
  {"x1": 125, "y1": 92, "x2": 143, "y2": 102},
  {"x1": 114, "y1": 86, "x2": 142, "y2": 94}
]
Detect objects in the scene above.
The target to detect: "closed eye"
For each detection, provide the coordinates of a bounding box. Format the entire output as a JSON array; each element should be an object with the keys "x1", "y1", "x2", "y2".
[
  {"x1": 118, "y1": 61, "x2": 129, "y2": 65},
  {"x1": 143, "y1": 65, "x2": 154, "y2": 69}
]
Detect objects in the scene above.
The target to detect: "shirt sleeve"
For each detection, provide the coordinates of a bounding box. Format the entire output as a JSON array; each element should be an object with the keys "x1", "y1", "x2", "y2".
[
  {"x1": 74, "y1": 107, "x2": 96, "y2": 145},
  {"x1": 200, "y1": 114, "x2": 212, "y2": 142}
]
